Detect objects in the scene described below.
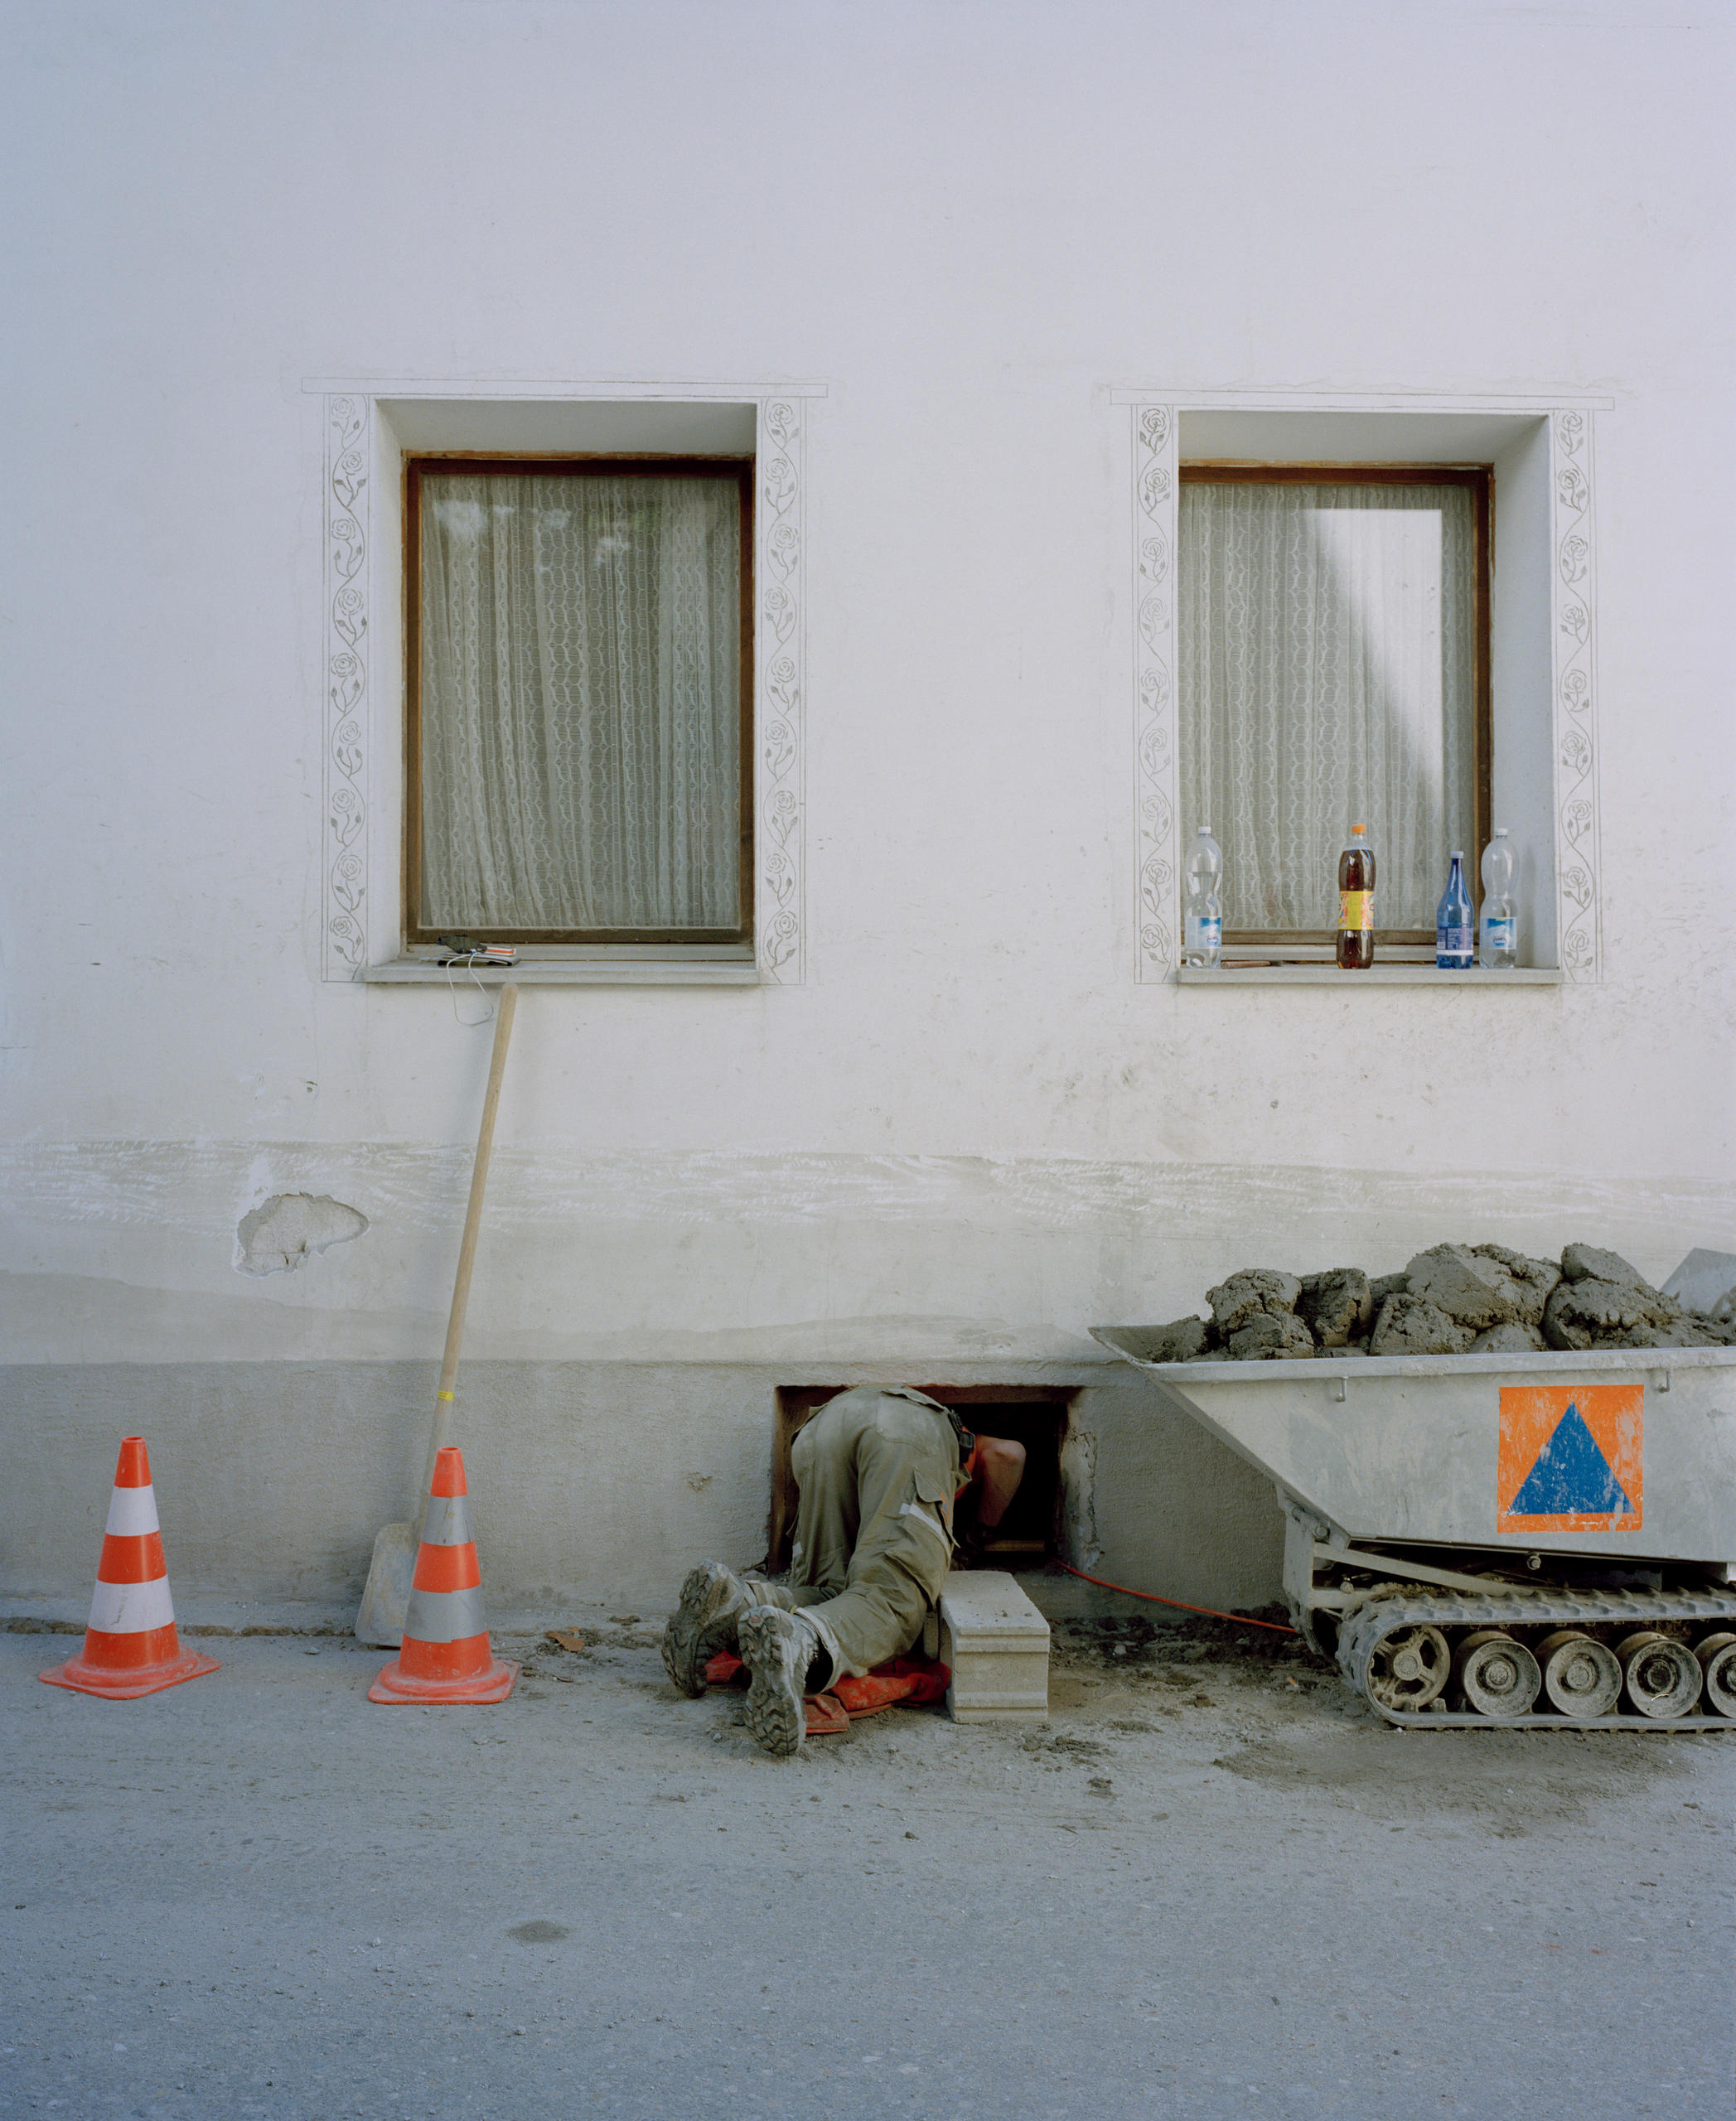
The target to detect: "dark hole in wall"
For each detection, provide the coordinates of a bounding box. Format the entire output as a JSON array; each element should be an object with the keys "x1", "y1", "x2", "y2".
[{"x1": 768, "y1": 1386, "x2": 1071, "y2": 1574}]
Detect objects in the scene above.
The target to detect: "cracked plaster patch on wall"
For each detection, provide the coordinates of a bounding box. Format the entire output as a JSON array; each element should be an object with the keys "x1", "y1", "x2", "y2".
[{"x1": 235, "y1": 1194, "x2": 370, "y2": 1277}]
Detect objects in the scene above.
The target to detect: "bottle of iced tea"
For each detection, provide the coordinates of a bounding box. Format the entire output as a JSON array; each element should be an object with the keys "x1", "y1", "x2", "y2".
[{"x1": 1337, "y1": 825, "x2": 1375, "y2": 969}]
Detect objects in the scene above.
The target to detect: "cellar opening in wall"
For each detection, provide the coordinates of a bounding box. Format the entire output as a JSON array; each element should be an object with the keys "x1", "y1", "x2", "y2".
[{"x1": 768, "y1": 1386, "x2": 1072, "y2": 1573}]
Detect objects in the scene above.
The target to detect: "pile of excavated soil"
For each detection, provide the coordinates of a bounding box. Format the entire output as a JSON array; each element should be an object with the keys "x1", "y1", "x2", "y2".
[{"x1": 1128, "y1": 1241, "x2": 1736, "y2": 1363}]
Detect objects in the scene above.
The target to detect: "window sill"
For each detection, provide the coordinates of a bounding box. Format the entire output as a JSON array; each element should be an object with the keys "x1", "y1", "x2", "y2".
[
  {"x1": 1176, "y1": 964, "x2": 1562, "y2": 987},
  {"x1": 359, "y1": 954, "x2": 760, "y2": 988}
]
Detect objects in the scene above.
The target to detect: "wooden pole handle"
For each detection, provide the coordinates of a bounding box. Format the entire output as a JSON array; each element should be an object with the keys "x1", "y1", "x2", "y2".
[{"x1": 423, "y1": 983, "x2": 518, "y2": 1493}]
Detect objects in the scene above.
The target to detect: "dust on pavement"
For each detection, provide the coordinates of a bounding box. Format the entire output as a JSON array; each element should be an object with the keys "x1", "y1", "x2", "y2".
[{"x1": 2, "y1": 1594, "x2": 1730, "y2": 2121}]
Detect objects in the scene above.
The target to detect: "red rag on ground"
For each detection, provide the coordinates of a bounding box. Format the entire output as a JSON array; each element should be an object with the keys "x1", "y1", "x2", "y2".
[{"x1": 700, "y1": 1649, "x2": 950, "y2": 1734}]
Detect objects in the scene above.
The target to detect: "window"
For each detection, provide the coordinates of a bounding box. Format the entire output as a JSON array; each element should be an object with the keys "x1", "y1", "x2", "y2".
[
  {"x1": 404, "y1": 455, "x2": 753, "y2": 948},
  {"x1": 1124, "y1": 397, "x2": 1602, "y2": 987},
  {"x1": 1177, "y1": 466, "x2": 1490, "y2": 945}
]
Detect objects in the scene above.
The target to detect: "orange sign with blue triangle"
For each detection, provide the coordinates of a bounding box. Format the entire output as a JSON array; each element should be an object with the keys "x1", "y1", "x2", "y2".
[{"x1": 1497, "y1": 1384, "x2": 1642, "y2": 1533}]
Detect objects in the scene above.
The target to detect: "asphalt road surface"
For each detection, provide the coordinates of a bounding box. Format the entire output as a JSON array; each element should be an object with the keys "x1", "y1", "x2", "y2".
[{"x1": 2, "y1": 1597, "x2": 1730, "y2": 2120}]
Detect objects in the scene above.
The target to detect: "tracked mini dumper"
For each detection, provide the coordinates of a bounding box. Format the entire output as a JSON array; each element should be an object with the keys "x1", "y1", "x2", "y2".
[{"x1": 1092, "y1": 1331, "x2": 1736, "y2": 1729}]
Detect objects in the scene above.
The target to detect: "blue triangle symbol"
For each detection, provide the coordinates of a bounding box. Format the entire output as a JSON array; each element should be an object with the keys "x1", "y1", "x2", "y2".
[{"x1": 1510, "y1": 1401, "x2": 1632, "y2": 1518}]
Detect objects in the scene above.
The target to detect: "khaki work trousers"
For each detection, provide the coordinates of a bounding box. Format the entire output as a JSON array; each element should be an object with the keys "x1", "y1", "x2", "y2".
[{"x1": 762, "y1": 1386, "x2": 960, "y2": 1683}]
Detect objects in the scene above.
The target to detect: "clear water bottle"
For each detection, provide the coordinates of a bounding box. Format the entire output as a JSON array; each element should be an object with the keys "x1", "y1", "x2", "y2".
[
  {"x1": 1182, "y1": 826, "x2": 1223, "y2": 967},
  {"x1": 1435, "y1": 850, "x2": 1474, "y2": 970},
  {"x1": 1480, "y1": 829, "x2": 1517, "y2": 969}
]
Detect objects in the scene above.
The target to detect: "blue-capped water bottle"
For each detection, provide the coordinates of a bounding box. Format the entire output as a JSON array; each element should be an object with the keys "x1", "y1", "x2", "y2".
[
  {"x1": 1435, "y1": 850, "x2": 1474, "y2": 970},
  {"x1": 1182, "y1": 825, "x2": 1223, "y2": 967}
]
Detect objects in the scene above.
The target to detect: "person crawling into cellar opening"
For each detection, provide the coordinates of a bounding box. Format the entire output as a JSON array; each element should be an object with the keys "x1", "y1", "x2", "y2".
[{"x1": 660, "y1": 1385, "x2": 1026, "y2": 1756}]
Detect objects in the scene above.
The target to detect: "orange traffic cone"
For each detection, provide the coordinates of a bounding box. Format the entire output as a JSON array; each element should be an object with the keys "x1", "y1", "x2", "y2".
[
  {"x1": 41, "y1": 1437, "x2": 220, "y2": 1699},
  {"x1": 368, "y1": 1447, "x2": 517, "y2": 1704}
]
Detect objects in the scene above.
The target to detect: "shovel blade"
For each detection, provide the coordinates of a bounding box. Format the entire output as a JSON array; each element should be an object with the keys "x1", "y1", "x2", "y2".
[{"x1": 355, "y1": 1519, "x2": 418, "y2": 1646}]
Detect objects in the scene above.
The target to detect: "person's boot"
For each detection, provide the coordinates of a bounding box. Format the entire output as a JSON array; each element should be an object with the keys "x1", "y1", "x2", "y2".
[
  {"x1": 737, "y1": 1606, "x2": 824, "y2": 1757},
  {"x1": 951, "y1": 1515, "x2": 988, "y2": 1572},
  {"x1": 661, "y1": 1563, "x2": 756, "y2": 1698}
]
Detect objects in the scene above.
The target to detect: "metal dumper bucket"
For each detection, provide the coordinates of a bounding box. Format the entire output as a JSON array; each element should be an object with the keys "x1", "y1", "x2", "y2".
[{"x1": 1092, "y1": 1333, "x2": 1736, "y2": 1729}]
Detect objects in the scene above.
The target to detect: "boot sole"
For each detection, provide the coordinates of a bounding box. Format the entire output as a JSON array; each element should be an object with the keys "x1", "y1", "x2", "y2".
[
  {"x1": 739, "y1": 1609, "x2": 805, "y2": 1757},
  {"x1": 661, "y1": 1564, "x2": 743, "y2": 1698}
]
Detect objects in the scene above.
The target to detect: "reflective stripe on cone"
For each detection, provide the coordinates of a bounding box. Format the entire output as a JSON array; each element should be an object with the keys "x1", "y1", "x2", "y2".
[
  {"x1": 369, "y1": 1446, "x2": 517, "y2": 1705},
  {"x1": 40, "y1": 1437, "x2": 220, "y2": 1700},
  {"x1": 105, "y1": 1485, "x2": 162, "y2": 1537},
  {"x1": 402, "y1": 1582, "x2": 487, "y2": 1642},
  {"x1": 421, "y1": 1495, "x2": 471, "y2": 1546},
  {"x1": 88, "y1": 1576, "x2": 176, "y2": 1634}
]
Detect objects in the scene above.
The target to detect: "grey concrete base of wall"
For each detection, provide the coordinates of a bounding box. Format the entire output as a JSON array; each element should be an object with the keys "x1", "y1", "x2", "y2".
[{"x1": 0, "y1": 1362, "x2": 1284, "y2": 1617}]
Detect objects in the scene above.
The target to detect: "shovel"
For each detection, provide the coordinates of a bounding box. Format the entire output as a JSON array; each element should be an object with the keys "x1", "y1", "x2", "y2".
[{"x1": 355, "y1": 983, "x2": 519, "y2": 1646}]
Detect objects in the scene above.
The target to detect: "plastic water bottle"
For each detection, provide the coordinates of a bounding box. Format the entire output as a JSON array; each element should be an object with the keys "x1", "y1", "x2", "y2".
[
  {"x1": 1480, "y1": 829, "x2": 1517, "y2": 968},
  {"x1": 1182, "y1": 826, "x2": 1223, "y2": 967},
  {"x1": 1435, "y1": 851, "x2": 1474, "y2": 970}
]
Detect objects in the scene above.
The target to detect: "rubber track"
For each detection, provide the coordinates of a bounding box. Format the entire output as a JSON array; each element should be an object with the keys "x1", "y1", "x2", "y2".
[{"x1": 1336, "y1": 1585, "x2": 1736, "y2": 1730}]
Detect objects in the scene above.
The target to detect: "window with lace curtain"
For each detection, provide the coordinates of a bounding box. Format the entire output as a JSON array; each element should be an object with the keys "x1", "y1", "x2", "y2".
[
  {"x1": 405, "y1": 457, "x2": 753, "y2": 948},
  {"x1": 1177, "y1": 466, "x2": 1491, "y2": 946}
]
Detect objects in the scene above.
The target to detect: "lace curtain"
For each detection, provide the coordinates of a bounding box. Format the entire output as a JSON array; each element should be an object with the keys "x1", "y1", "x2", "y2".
[
  {"x1": 418, "y1": 471, "x2": 742, "y2": 934},
  {"x1": 1177, "y1": 481, "x2": 1476, "y2": 934}
]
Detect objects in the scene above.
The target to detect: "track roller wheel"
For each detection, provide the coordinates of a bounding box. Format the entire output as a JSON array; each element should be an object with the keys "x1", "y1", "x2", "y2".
[
  {"x1": 1537, "y1": 1630, "x2": 1622, "y2": 1718},
  {"x1": 1615, "y1": 1631, "x2": 1701, "y2": 1719},
  {"x1": 1693, "y1": 1633, "x2": 1736, "y2": 1718},
  {"x1": 1365, "y1": 1624, "x2": 1450, "y2": 1713},
  {"x1": 1452, "y1": 1630, "x2": 1540, "y2": 1718}
]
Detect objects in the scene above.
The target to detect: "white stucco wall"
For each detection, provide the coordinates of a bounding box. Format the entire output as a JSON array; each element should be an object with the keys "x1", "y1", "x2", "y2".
[{"x1": 2, "y1": 2, "x2": 1732, "y2": 1607}]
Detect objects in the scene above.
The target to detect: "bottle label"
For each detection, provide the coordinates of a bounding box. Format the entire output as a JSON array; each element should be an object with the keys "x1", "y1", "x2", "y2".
[
  {"x1": 1185, "y1": 916, "x2": 1221, "y2": 949},
  {"x1": 1338, "y1": 890, "x2": 1373, "y2": 934},
  {"x1": 1438, "y1": 925, "x2": 1473, "y2": 966},
  {"x1": 1483, "y1": 917, "x2": 1515, "y2": 950}
]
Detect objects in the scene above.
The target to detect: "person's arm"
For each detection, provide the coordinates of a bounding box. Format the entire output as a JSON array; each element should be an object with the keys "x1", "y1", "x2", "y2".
[{"x1": 965, "y1": 1435, "x2": 1026, "y2": 1529}]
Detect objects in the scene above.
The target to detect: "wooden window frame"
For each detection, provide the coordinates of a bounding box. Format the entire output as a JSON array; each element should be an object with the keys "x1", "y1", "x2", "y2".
[
  {"x1": 1178, "y1": 463, "x2": 1492, "y2": 948},
  {"x1": 403, "y1": 453, "x2": 756, "y2": 949}
]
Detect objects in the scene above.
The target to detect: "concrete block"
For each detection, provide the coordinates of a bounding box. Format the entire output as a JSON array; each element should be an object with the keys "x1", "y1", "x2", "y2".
[{"x1": 938, "y1": 1569, "x2": 1050, "y2": 1723}]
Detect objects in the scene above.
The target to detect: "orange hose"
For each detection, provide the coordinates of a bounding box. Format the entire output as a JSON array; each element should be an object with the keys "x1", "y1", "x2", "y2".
[{"x1": 1052, "y1": 1558, "x2": 1296, "y2": 1634}]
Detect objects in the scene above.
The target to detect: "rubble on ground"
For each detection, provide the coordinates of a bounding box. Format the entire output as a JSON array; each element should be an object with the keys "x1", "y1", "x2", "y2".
[
  {"x1": 1139, "y1": 1241, "x2": 1736, "y2": 1362},
  {"x1": 1047, "y1": 1608, "x2": 1306, "y2": 1674}
]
